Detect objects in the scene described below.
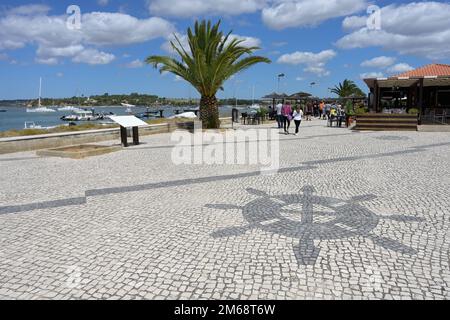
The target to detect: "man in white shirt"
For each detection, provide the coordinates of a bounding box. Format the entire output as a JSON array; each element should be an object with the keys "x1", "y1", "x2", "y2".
[{"x1": 276, "y1": 103, "x2": 283, "y2": 129}]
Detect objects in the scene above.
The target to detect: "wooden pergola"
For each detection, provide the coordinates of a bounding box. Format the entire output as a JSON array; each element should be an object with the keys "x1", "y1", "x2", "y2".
[{"x1": 262, "y1": 92, "x2": 289, "y2": 110}]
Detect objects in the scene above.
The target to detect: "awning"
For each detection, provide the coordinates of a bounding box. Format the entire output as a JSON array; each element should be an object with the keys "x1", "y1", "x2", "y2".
[{"x1": 364, "y1": 76, "x2": 450, "y2": 88}]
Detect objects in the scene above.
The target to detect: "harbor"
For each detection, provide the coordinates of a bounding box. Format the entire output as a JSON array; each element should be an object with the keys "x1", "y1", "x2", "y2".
[{"x1": 0, "y1": 105, "x2": 237, "y2": 132}]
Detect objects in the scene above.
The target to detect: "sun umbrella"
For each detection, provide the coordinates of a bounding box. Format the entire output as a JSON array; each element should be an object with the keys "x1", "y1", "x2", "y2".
[
  {"x1": 288, "y1": 92, "x2": 312, "y2": 100},
  {"x1": 262, "y1": 92, "x2": 289, "y2": 99}
]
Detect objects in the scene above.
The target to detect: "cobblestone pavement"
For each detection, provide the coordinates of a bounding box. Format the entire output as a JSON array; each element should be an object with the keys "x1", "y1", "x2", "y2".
[{"x1": 0, "y1": 120, "x2": 449, "y2": 300}]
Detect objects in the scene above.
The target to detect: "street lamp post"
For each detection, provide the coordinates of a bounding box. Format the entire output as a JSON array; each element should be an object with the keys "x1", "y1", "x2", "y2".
[{"x1": 277, "y1": 73, "x2": 285, "y2": 93}]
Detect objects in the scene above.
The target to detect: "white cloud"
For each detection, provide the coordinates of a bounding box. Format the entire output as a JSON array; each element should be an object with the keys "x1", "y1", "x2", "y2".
[
  {"x1": 304, "y1": 65, "x2": 330, "y2": 77},
  {"x1": 360, "y1": 72, "x2": 384, "y2": 79},
  {"x1": 386, "y1": 63, "x2": 414, "y2": 75},
  {"x1": 0, "y1": 53, "x2": 8, "y2": 60},
  {"x1": 361, "y1": 56, "x2": 396, "y2": 69},
  {"x1": 56, "y1": 72, "x2": 64, "y2": 77},
  {"x1": 227, "y1": 34, "x2": 262, "y2": 48},
  {"x1": 72, "y1": 49, "x2": 115, "y2": 65},
  {"x1": 81, "y1": 13, "x2": 175, "y2": 46},
  {"x1": 0, "y1": 5, "x2": 175, "y2": 65},
  {"x1": 97, "y1": 0, "x2": 109, "y2": 6},
  {"x1": 162, "y1": 32, "x2": 262, "y2": 54},
  {"x1": 125, "y1": 59, "x2": 144, "y2": 68},
  {"x1": 342, "y1": 15, "x2": 367, "y2": 31},
  {"x1": 148, "y1": 0, "x2": 267, "y2": 17},
  {"x1": 278, "y1": 49, "x2": 336, "y2": 65},
  {"x1": 35, "y1": 57, "x2": 59, "y2": 65},
  {"x1": 6, "y1": 4, "x2": 51, "y2": 16},
  {"x1": 262, "y1": 0, "x2": 367, "y2": 30},
  {"x1": 337, "y1": 2, "x2": 450, "y2": 59},
  {"x1": 148, "y1": 0, "x2": 368, "y2": 31},
  {"x1": 37, "y1": 45, "x2": 85, "y2": 59},
  {"x1": 278, "y1": 49, "x2": 336, "y2": 77}
]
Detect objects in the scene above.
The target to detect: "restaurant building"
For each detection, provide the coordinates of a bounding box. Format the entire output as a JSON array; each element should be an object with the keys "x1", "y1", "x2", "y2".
[{"x1": 363, "y1": 64, "x2": 450, "y2": 125}]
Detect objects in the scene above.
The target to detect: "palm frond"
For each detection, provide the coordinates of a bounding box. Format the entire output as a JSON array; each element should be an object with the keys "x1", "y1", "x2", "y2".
[{"x1": 145, "y1": 19, "x2": 271, "y2": 97}]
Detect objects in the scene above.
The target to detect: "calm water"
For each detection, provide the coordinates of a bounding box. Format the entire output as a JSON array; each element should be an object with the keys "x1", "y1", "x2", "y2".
[{"x1": 0, "y1": 105, "x2": 235, "y2": 132}]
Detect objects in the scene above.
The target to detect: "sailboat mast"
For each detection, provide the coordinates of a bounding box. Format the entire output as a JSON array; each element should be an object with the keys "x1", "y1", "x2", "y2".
[
  {"x1": 252, "y1": 85, "x2": 255, "y2": 105},
  {"x1": 38, "y1": 77, "x2": 42, "y2": 107}
]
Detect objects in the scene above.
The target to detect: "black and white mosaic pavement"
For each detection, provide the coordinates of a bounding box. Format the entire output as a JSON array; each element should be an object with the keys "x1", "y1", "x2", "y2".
[{"x1": 0, "y1": 122, "x2": 449, "y2": 300}]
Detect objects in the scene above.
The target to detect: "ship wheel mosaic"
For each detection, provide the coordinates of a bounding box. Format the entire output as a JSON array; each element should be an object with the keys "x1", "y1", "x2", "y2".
[{"x1": 207, "y1": 186, "x2": 424, "y2": 265}]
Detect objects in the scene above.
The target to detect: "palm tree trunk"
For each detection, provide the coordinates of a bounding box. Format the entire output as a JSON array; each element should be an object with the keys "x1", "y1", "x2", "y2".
[{"x1": 200, "y1": 95, "x2": 220, "y2": 129}]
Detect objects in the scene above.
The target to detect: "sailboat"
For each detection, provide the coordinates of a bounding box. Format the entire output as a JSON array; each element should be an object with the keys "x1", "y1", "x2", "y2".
[
  {"x1": 121, "y1": 102, "x2": 135, "y2": 114},
  {"x1": 27, "y1": 77, "x2": 55, "y2": 113},
  {"x1": 249, "y1": 85, "x2": 261, "y2": 110}
]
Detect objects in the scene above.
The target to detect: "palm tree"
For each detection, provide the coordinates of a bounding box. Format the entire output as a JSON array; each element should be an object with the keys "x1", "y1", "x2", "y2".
[
  {"x1": 146, "y1": 20, "x2": 271, "y2": 129},
  {"x1": 331, "y1": 79, "x2": 364, "y2": 97}
]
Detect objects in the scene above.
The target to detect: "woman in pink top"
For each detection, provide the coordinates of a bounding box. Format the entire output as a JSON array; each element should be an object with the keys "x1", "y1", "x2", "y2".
[{"x1": 281, "y1": 102, "x2": 293, "y2": 135}]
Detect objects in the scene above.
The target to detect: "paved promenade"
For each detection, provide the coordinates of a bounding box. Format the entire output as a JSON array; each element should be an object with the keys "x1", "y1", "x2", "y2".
[{"x1": 0, "y1": 121, "x2": 449, "y2": 300}]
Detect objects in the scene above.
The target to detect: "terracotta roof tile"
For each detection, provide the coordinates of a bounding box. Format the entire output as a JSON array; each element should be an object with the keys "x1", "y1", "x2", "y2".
[{"x1": 394, "y1": 64, "x2": 450, "y2": 78}]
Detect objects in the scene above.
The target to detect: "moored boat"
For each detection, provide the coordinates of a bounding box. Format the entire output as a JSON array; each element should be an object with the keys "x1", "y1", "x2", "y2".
[{"x1": 61, "y1": 110, "x2": 103, "y2": 122}]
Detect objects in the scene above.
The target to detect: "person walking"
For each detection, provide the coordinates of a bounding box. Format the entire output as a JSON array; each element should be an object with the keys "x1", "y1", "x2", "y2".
[
  {"x1": 319, "y1": 101, "x2": 325, "y2": 120},
  {"x1": 305, "y1": 103, "x2": 313, "y2": 121},
  {"x1": 313, "y1": 102, "x2": 319, "y2": 118},
  {"x1": 293, "y1": 106, "x2": 303, "y2": 136},
  {"x1": 276, "y1": 102, "x2": 283, "y2": 129},
  {"x1": 281, "y1": 102, "x2": 293, "y2": 135}
]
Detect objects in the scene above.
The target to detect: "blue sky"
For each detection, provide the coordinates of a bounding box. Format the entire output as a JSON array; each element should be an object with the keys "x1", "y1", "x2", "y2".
[{"x1": 0, "y1": 0, "x2": 449, "y2": 100}]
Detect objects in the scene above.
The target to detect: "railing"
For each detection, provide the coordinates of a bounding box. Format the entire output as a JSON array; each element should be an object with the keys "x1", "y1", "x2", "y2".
[{"x1": 422, "y1": 108, "x2": 450, "y2": 125}]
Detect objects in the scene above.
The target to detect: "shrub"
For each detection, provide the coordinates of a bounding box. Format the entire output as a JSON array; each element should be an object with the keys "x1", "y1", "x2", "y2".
[
  {"x1": 408, "y1": 108, "x2": 419, "y2": 115},
  {"x1": 355, "y1": 106, "x2": 368, "y2": 115},
  {"x1": 345, "y1": 100, "x2": 355, "y2": 116},
  {"x1": 257, "y1": 107, "x2": 268, "y2": 118}
]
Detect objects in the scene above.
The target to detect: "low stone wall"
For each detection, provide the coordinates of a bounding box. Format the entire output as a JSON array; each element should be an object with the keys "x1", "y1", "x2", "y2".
[
  {"x1": 0, "y1": 118, "x2": 232, "y2": 155},
  {"x1": 418, "y1": 125, "x2": 450, "y2": 132}
]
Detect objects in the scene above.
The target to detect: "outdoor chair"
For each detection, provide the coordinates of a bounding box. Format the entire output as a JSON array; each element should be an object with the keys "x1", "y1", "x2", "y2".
[
  {"x1": 328, "y1": 115, "x2": 345, "y2": 128},
  {"x1": 241, "y1": 113, "x2": 248, "y2": 125},
  {"x1": 248, "y1": 114, "x2": 260, "y2": 125},
  {"x1": 435, "y1": 109, "x2": 445, "y2": 124}
]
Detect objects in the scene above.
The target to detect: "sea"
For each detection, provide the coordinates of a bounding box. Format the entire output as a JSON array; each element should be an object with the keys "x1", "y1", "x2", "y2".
[{"x1": 0, "y1": 105, "x2": 236, "y2": 132}]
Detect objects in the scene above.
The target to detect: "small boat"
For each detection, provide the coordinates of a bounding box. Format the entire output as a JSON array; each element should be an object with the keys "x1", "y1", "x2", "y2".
[
  {"x1": 24, "y1": 122, "x2": 58, "y2": 130},
  {"x1": 0, "y1": 110, "x2": 6, "y2": 113},
  {"x1": 57, "y1": 106, "x2": 83, "y2": 112},
  {"x1": 25, "y1": 122, "x2": 43, "y2": 129},
  {"x1": 60, "y1": 114, "x2": 79, "y2": 121},
  {"x1": 121, "y1": 102, "x2": 135, "y2": 114},
  {"x1": 169, "y1": 112, "x2": 198, "y2": 119},
  {"x1": 27, "y1": 107, "x2": 56, "y2": 113},
  {"x1": 61, "y1": 110, "x2": 102, "y2": 122}
]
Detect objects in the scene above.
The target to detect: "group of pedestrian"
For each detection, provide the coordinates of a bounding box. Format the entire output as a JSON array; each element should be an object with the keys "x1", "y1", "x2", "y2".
[
  {"x1": 274, "y1": 100, "x2": 347, "y2": 134},
  {"x1": 276, "y1": 102, "x2": 304, "y2": 136}
]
